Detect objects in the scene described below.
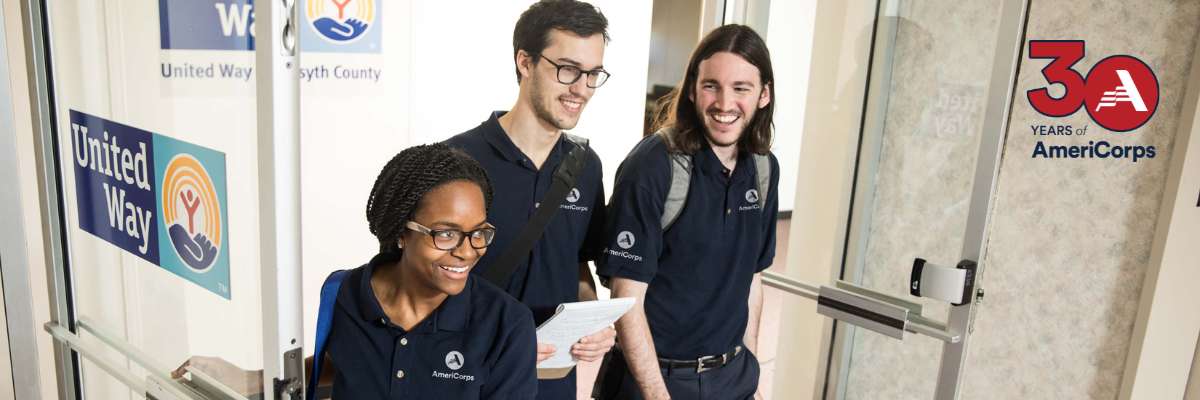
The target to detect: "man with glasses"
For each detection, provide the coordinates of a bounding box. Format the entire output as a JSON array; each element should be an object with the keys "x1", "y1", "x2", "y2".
[{"x1": 444, "y1": 1, "x2": 615, "y2": 398}]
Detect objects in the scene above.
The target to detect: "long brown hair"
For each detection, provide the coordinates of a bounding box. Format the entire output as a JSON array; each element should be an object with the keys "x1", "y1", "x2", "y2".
[{"x1": 652, "y1": 24, "x2": 775, "y2": 155}]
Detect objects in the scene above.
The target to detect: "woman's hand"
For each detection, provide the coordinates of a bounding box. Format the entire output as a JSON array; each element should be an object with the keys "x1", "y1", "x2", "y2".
[
  {"x1": 171, "y1": 355, "x2": 264, "y2": 396},
  {"x1": 536, "y1": 343, "x2": 557, "y2": 363}
]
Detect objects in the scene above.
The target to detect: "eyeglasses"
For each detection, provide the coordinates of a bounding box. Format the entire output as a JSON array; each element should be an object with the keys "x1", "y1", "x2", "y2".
[
  {"x1": 404, "y1": 221, "x2": 496, "y2": 251},
  {"x1": 540, "y1": 55, "x2": 611, "y2": 88}
]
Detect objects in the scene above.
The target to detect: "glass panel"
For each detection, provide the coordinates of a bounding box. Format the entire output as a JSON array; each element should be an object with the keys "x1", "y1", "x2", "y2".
[
  {"x1": 46, "y1": 0, "x2": 262, "y2": 397},
  {"x1": 838, "y1": 0, "x2": 1005, "y2": 398}
]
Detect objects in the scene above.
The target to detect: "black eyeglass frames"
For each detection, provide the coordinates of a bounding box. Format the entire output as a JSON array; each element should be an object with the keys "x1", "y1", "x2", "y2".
[
  {"x1": 540, "y1": 55, "x2": 611, "y2": 88},
  {"x1": 403, "y1": 221, "x2": 496, "y2": 251}
]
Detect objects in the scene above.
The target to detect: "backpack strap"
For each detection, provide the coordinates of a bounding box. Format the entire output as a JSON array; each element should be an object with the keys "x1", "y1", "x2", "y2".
[
  {"x1": 563, "y1": 133, "x2": 589, "y2": 148},
  {"x1": 660, "y1": 152, "x2": 691, "y2": 231},
  {"x1": 752, "y1": 153, "x2": 770, "y2": 210},
  {"x1": 655, "y1": 128, "x2": 692, "y2": 231},
  {"x1": 482, "y1": 135, "x2": 589, "y2": 287},
  {"x1": 307, "y1": 269, "x2": 348, "y2": 400}
]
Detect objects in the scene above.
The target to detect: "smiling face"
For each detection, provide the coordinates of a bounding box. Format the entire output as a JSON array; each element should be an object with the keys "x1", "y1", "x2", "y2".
[
  {"x1": 521, "y1": 29, "x2": 606, "y2": 131},
  {"x1": 690, "y1": 51, "x2": 772, "y2": 148},
  {"x1": 397, "y1": 180, "x2": 489, "y2": 296}
]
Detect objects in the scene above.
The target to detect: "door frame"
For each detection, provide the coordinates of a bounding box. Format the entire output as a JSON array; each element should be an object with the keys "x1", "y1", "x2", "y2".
[
  {"x1": 24, "y1": 0, "x2": 307, "y2": 397},
  {"x1": 823, "y1": 0, "x2": 1030, "y2": 399}
]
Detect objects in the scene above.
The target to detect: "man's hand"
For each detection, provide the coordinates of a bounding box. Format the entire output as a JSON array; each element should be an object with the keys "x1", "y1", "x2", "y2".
[
  {"x1": 611, "y1": 277, "x2": 671, "y2": 399},
  {"x1": 536, "y1": 343, "x2": 557, "y2": 363},
  {"x1": 571, "y1": 326, "x2": 616, "y2": 362}
]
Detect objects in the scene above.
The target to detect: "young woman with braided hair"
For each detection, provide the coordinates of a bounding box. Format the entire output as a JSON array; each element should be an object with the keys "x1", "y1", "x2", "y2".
[
  {"x1": 175, "y1": 144, "x2": 539, "y2": 399},
  {"x1": 314, "y1": 143, "x2": 538, "y2": 398}
]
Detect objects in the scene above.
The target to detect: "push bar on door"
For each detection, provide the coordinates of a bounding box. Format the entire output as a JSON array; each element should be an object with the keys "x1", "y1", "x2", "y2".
[{"x1": 761, "y1": 258, "x2": 977, "y2": 343}]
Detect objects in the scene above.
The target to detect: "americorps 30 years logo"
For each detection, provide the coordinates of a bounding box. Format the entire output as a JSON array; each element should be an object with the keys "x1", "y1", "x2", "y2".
[
  {"x1": 1026, "y1": 40, "x2": 1159, "y2": 163},
  {"x1": 1027, "y1": 40, "x2": 1159, "y2": 132}
]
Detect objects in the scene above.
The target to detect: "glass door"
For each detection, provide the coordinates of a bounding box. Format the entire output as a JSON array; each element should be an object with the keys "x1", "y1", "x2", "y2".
[
  {"x1": 826, "y1": 0, "x2": 1027, "y2": 399},
  {"x1": 30, "y1": 0, "x2": 303, "y2": 398}
]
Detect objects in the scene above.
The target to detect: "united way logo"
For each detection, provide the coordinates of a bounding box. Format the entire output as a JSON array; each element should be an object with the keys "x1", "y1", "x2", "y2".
[
  {"x1": 161, "y1": 154, "x2": 223, "y2": 272},
  {"x1": 70, "y1": 110, "x2": 232, "y2": 299},
  {"x1": 154, "y1": 134, "x2": 231, "y2": 298},
  {"x1": 302, "y1": 0, "x2": 381, "y2": 53}
]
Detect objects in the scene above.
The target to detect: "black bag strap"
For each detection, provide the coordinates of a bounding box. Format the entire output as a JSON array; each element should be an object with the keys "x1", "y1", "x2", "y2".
[{"x1": 482, "y1": 137, "x2": 589, "y2": 286}]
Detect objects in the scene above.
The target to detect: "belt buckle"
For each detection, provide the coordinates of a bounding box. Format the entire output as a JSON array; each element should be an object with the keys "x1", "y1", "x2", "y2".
[{"x1": 695, "y1": 354, "x2": 723, "y2": 373}]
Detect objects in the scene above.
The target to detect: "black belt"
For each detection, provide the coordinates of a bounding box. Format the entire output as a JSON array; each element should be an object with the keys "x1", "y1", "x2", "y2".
[{"x1": 657, "y1": 346, "x2": 742, "y2": 373}]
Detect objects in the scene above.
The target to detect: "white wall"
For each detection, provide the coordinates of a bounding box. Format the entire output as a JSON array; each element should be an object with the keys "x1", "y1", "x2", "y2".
[
  {"x1": 1119, "y1": 28, "x2": 1200, "y2": 398},
  {"x1": 646, "y1": 0, "x2": 700, "y2": 92},
  {"x1": 1189, "y1": 339, "x2": 1200, "y2": 400},
  {"x1": 762, "y1": 0, "x2": 814, "y2": 215}
]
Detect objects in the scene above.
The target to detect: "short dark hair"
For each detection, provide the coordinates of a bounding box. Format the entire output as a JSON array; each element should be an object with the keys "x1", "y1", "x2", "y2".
[
  {"x1": 652, "y1": 24, "x2": 775, "y2": 155},
  {"x1": 512, "y1": 0, "x2": 609, "y2": 83},
  {"x1": 365, "y1": 143, "x2": 493, "y2": 254}
]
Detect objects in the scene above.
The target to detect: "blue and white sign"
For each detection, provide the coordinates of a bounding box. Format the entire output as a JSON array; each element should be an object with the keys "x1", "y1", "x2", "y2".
[
  {"x1": 159, "y1": 0, "x2": 255, "y2": 51},
  {"x1": 158, "y1": 0, "x2": 381, "y2": 53},
  {"x1": 71, "y1": 110, "x2": 233, "y2": 298}
]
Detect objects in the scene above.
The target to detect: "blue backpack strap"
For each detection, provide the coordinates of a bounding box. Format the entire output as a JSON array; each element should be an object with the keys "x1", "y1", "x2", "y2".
[{"x1": 307, "y1": 269, "x2": 348, "y2": 400}]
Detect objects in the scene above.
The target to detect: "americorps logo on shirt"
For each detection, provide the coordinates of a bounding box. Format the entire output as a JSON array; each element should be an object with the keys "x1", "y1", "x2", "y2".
[
  {"x1": 445, "y1": 351, "x2": 464, "y2": 370},
  {"x1": 560, "y1": 187, "x2": 589, "y2": 212},
  {"x1": 605, "y1": 231, "x2": 642, "y2": 262},
  {"x1": 740, "y1": 189, "x2": 762, "y2": 212},
  {"x1": 432, "y1": 350, "x2": 474, "y2": 382},
  {"x1": 616, "y1": 231, "x2": 635, "y2": 249}
]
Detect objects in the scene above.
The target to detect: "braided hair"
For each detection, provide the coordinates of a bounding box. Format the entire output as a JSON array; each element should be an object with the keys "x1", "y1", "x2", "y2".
[{"x1": 366, "y1": 143, "x2": 494, "y2": 254}]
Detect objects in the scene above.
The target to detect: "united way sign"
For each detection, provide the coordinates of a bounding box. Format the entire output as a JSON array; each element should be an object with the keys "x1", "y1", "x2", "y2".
[
  {"x1": 159, "y1": 0, "x2": 255, "y2": 51},
  {"x1": 158, "y1": 0, "x2": 382, "y2": 53},
  {"x1": 70, "y1": 110, "x2": 233, "y2": 298}
]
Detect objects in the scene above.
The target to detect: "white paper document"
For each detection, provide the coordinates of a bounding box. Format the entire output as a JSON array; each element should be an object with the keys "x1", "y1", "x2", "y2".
[{"x1": 535, "y1": 297, "x2": 635, "y2": 370}]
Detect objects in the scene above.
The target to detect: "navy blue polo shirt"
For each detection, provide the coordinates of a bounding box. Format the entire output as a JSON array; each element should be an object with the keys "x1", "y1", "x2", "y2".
[
  {"x1": 327, "y1": 253, "x2": 538, "y2": 399},
  {"x1": 597, "y1": 134, "x2": 779, "y2": 360},
  {"x1": 444, "y1": 111, "x2": 606, "y2": 324}
]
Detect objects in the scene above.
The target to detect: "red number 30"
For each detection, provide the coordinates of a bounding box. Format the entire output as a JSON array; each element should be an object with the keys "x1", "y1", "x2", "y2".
[
  {"x1": 1026, "y1": 40, "x2": 1159, "y2": 132},
  {"x1": 1027, "y1": 40, "x2": 1087, "y2": 117}
]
